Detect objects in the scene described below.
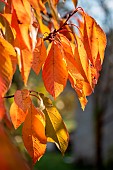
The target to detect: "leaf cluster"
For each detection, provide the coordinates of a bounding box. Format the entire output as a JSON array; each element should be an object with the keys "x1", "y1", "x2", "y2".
[{"x1": 0, "y1": 0, "x2": 106, "y2": 163}]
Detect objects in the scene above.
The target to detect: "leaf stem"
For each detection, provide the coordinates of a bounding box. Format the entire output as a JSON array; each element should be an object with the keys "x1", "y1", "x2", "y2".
[{"x1": 29, "y1": 93, "x2": 41, "y2": 100}]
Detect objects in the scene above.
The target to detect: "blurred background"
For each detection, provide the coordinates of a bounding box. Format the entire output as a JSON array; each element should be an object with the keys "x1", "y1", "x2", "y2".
[
  {"x1": 33, "y1": 0, "x2": 113, "y2": 169},
  {"x1": 1, "y1": 0, "x2": 113, "y2": 170}
]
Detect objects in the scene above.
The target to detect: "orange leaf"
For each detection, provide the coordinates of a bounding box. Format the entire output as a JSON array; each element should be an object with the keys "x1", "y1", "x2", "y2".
[
  {"x1": 59, "y1": 34, "x2": 85, "y2": 81},
  {"x1": 18, "y1": 24, "x2": 32, "y2": 51},
  {"x1": 20, "y1": 48, "x2": 33, "y2": 85},
  {"x1": 11, "y1": 10, "x2": 32, "y2": 50},
  {"x1": 82, "y1": 12, "x2": 106, "y2": 87},
  {"x1": 12, "y1": 0, "x2": 31, "y2": 24},
  {"x1": 0, "y1": 14, "x2": 15, "y2": 44},
  {"x1": 58, "y1": 34, "x2": 92, "y2": 109},
  {"x1": 83, "y1": 12, "x2": 106, "y2": 66},
  {"x1": 95, "y1": 22, "x2": 106, "y2": 64},
  {"x1": 27, "y1": 0, "x2": 46, "y2": 16},
  {"x1": 14, "y1": 89, "x2": 31, "y2": 113},
  {"x1": 42, "y1": 41, "x2": 68, "y2": 98},
  {"x1": 0, "y1": 37, "x2": 16, "y2": 96},
  {"x1": 10, "y1": 101, "x2": 28, "y2": 129},
  {"x1": 68, "y1": 75, "x2": 88, "y2": 110},
  {"x1": 74, "y1": 35, "x2": 92, "y2": 86},
  {"x1": 32, "y1": 38, "x2": 47, "y2": 75},
  {"x1": 22, "y1": 104, "x2": 47, "y2": 163},
  {"x1": 0, "y1": 124, "x2": 30, "y2": 170}
]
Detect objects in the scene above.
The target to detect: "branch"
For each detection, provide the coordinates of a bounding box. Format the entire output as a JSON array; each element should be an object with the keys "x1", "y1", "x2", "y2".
[
  {"x1": 43, "y1": 7, "x2": 83, "y2": 42},
  {"x1": 4, "y1": 95, "x2": 14, "y2": 99}
]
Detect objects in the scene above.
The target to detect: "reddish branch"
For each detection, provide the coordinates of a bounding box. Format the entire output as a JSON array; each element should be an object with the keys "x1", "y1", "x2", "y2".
[
  {"x1": 44, "y1": 7, "x2": 83, "y2": 42},
  {"x1": 4, "y1": 90, "x2": 40, "y2": 99}
]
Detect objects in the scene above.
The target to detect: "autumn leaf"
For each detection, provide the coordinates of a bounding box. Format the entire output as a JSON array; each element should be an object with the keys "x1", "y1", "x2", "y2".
[
  {"x1": 9, "y1": 89, "x2": 31, "y2": 128},
  {"x1": 27, "y1": 0, "x2": 47, "y2": 15},
  {"x1": 83, "y1": 12, "x2": 106, "y2": 70},
  {"x1": 58, "y1": 34, "x2": 91, "y2": 109},
  {"x1": 37, "y1": 16, "x2": 50, "y2": 35},
  {"x1": 44, "y1": 106, "x2": 69, "y2": 154},
  {"x1": 0, "y1": 124, "x2": 30, "y2": 170},
  {"x1": 32, "y1": 38, "x2": 47, "y2": 75},
  {"x1": 42, "y1": 41, "x2": 68, "y2": 98},
  {"x1": 68, "y1": 74, "x2": 88, "y2": 110},
  {"x1": 12, "y1": 0, "x2": 31, "y2": 24},
  {"x1": 22, "y1": 104, "x2": 47, "y2": 163},
  {"x1": 10, "y1": 101, "x2": 28, "y2": 129},
  {"x1": 11, "y1": 10, "x2": 32, "y2": 51},
  {"x1": 20, "y1": 48, "x2": 33, "y2": 85},
  {"x1": 0, "y1": 37, "x2": 16, "y2": 96},
  {"x1": 14, "y1": 89, "x2": 31, "y2": 113},
  {"x1": 0, "y1": 14, "x2": 15, "y2": 44}
]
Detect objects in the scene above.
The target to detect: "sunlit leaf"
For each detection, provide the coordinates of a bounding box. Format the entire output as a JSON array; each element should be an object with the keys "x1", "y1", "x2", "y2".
[
  {"x1": 14, "y1": 89, "x2": 31, "y2": 113},
  {"x1": 37, "y1": 16, "x2": 50, "y2": 35},
  {"x1": 0, "y1": 14, "x2": 15, "y2": 44},
  {"x1": 44, "y1": 106, "x2": 69, "y2": 154},
  {"x1": 10, "y1": 101, "x2": 28, "y2": 129},
  {"x1": 83, "y1": 12, "x2": 106, "y2": 65},
  {"x1": 42, "y1": 41, "x2": 68, "y2": 98},
  {"x1": 22, "y1": 104, "x2": 47, "y2": 163},
  {"x1": 12, "y1": 0, "x2": 31, "y2": 24},
  {"x1": 68, "y1": 75, "x2": 88, "y2": 110},
  {"x1": 28, "y1": 0, "x2": 47, "y2": 15},
  {"x1": 32, "y1": 38, "x2": 47, "y2": 75},
  {"x1": 20, "y1": 48, "x2": 33, "y2": 85},
  {"x1": 0, "y1": 37, "x2": 16, "y2": 96},
  {"x1": 11, "y1": 10, "x2": 32, "y2": 51}
]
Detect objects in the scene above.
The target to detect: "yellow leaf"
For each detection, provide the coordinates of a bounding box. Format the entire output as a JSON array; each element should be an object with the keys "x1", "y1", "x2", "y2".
[
  {"x1": 22, "y1": 104, "x2": 47, "y2": 163},
  {"x1": 44, "y1": 106, "x2": 69, "y2": 154}
]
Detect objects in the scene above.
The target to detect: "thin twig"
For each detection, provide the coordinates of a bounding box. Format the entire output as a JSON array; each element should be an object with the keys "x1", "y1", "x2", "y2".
[
  {"x1": 4, "y1": 95, "x2": 14, "y2": 99},
  {"x1": 43, "y1": 7, "x2": 80, "y2": 42}
]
